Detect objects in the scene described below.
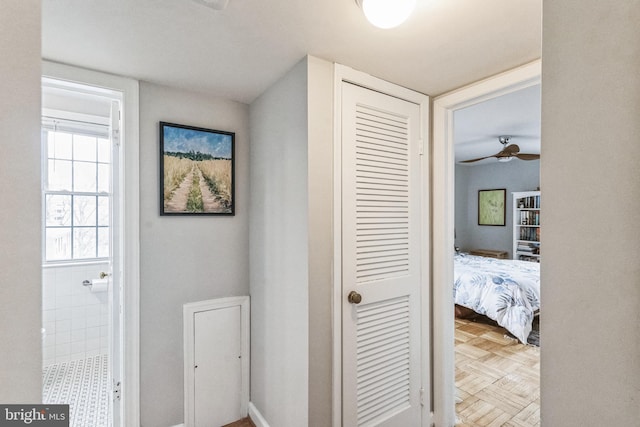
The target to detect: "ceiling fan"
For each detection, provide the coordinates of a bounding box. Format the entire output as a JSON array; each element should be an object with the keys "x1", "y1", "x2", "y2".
[{"x1": 460, "y1": 136, "x2": 540, "y2": 163}]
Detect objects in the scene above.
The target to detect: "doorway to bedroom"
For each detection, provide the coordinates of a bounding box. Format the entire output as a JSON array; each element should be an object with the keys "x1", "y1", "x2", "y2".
[{"x1": 444, "y1": 67, "x2": 542, "y2": 426}]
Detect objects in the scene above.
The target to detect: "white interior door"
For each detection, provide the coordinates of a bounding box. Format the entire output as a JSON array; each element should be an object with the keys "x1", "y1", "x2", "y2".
[{"x1": 341, "y1": 82, "x2": 423, "y2": 426}]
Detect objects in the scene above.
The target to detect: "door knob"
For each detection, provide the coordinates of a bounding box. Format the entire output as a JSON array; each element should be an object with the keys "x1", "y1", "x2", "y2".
[
  {"x1": 347, "y1": 291, "x2": 362, "y2": 304},
  {"x1": 99, "y1": 272, "x2": 110, "y2": 279}
]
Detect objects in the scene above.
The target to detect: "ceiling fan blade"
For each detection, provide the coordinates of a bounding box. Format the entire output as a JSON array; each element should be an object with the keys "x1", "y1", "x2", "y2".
[
  {"x1": 459, "y1": 143, "x2": 536, "y2": 163},
  {"x1": 514, "y1": 153, "x2": 540, "y2": 160},
  {"x1": 460, "y1": 155, "x2": 496, "y2": 163}
]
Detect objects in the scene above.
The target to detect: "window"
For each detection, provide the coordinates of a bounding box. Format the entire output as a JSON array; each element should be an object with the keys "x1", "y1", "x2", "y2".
[{"x1": 43, "y1": 120, "x2": 111, "y2": 262}]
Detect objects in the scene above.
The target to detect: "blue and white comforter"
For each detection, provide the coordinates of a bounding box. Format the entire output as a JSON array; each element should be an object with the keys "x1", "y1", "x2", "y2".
[{"x1": 454, "y1": 253, "x2": 540, "y2": 343}]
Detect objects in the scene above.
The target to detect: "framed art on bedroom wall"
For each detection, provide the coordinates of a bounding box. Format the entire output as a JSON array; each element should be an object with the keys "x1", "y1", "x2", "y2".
[
  {"x1": 478, "y1": 188, "x2": 506, "y2": 226},
  {"x1": 159, "y1": 121, "x2": 235, "y2": 216}
]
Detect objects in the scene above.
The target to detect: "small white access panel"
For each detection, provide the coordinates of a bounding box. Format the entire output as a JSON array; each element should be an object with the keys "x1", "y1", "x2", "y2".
[{"x1": 184, "y1": 296, "x2": 250, "y2": 427}]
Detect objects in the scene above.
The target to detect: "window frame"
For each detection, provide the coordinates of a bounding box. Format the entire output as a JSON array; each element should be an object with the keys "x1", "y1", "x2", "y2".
[{"x1": 42, "y1": 111, "x2": 111, "y2": 265}]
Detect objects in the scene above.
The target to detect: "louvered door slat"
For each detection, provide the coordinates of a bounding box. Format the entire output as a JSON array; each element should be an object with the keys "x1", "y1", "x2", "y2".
[
  {"x1": 358, "y1": 359, "x2": 409, "y2": 387},
  {"x1": 356, "y1": 164, "x2": 408, "y2": 176},
  {"x1": 356, "y1": 151, "x2": 408, "y2": 164},
  {"x1": 357, "y1": 231, "x2": 409, "y2": 239},
  {"x1": 356, "y1": 123, "x2": 408, "y2": 138},
  {"x1": 356, "y1": 173, "x2": 408, "y2": 183},
  {"x1": 356, "y1": 240, "x2": 409, "y2": 254},
  {"x1": 357, "y1": 224, "x2": 409, "y2": 231},
  {"x1": 355, "y1": 294, "x2": 411, "y2": 423},
  {"x1": 357, "y1": 255, "x2": 410, "y2": 268},
  {"x1": 358, "y1": 330, "x2": 410, "y2": 355},
  {"x1": 357, "y1": 211, "x2": 408, "y2": 217},
  {"x1": 357, "y1": 146, "x2": 408, "y2": 158},
  {"x1": 358, "y1": 346, "x2": 410, "y2": 373},
  {"x1": 359, "y1": 378, "x2": 411, "y2": 413},
  {"x1": 359, "y1": 310, "x2": 409, "y2": 332},
  {"x1": 357, "y1": 109, "x2": 408, "y2": 127},
  {"x1": 354, "y1": 102, "x2": 409, "y2": 289},
  {"x1": 359, "y1": 392, "x2": 411, "y2": 425}
]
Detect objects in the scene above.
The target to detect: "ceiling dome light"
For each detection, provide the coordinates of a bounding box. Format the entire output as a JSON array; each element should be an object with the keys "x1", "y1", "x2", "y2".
[
  {"x1": 356, "y1": 0, "x2": 417, "y2": 29},
  {"x1": 497, "y1": 156, "x2": 514, "y2": 162}
]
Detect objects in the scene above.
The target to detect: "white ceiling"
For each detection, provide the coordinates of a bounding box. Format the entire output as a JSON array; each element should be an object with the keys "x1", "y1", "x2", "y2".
[
  {"x1": 42, "y1": 0, "x2": 541, "y2": 163},
  {"x1": 42, "y1": 0, "x2": 541, "y2": 105},
  {"x1": 454, "y1": 84, "x2": 541, "y2": 165}
]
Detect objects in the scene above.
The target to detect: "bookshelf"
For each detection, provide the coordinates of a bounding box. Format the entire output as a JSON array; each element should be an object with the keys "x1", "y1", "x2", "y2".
[{"x1": 513, "y1": 191, "x2": 540, "y2": 262}]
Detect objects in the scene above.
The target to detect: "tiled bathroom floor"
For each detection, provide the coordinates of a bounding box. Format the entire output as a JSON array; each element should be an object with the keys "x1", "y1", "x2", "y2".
[{"x1": 43, "y1": 354, "x2": 110, "y2": 427}]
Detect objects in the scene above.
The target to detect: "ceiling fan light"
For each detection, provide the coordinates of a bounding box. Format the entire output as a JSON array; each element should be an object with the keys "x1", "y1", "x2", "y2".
[
  {"x1": 498, "y1": 156, "x2": 514, "y2": 162},
  {"x1": 356, "y1": 0, "x2": 416, "y2": 29}
]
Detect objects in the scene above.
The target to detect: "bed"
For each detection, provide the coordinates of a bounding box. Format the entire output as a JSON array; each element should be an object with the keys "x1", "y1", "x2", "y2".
[{"x1": 454, "y1": 253, "x2": 540, "y2": 344}]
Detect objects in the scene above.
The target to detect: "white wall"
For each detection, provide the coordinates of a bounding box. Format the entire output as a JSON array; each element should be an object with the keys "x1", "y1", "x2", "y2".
[
  {"x1": 42, "y1": 263, "x2": 110, "y2": 366},
  {"x1": 455, "y1": 160, "x2": 539, "y2": 255},
  {"x1": 249, "y1": 58, "x2": 310, "y2": 427},
  {"x1": 306, "y1": 56, "x2": 334, "y2": 427},
  {"x1": 0, "y1": 0, "x2": 42, "y2": 403},
  {"x1": 541, "y1": 1, "x2": 640, "y2": 425},
  {"x1": 138, "y1": 82, "x2": 250, "y2": 427}
]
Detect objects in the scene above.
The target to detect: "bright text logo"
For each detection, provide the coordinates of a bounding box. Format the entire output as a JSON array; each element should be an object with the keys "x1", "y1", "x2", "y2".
[{"x1": 0, "y1": 405, "x2": 68, "y2": 426}]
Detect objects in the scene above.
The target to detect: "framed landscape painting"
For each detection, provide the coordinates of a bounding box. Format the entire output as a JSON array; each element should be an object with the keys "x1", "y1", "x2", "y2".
[
  {"x1": 478, "y1": 188, "x2": 506, "y2": 226},
  {"x1": 160, "y1": 122, "x2": 235, "y2": 215}
]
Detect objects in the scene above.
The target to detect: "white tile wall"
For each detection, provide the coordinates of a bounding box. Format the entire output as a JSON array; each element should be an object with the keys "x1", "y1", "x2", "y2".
[{"x1": 42, "y1": 262, "x2": 110, "y2": 366}]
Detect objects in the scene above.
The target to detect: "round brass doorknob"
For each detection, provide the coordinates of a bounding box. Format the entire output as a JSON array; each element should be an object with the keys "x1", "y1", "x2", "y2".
[{"x1": 347, "y1": 291, "x2": 362, "y2": 304}]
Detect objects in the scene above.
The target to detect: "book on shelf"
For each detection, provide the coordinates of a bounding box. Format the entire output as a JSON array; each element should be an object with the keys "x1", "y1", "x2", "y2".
[
  {"x1": 517, "y1": 195, "x2": 541, "y2": 210},
  {"x1": 517, "y1": 241, "x2": 540, "y2": 255},
  {"x1": 519, "y1": 210, "x2": 540, "y2": 225},
  {"x1": 519, "y1": 227, "x2": 540, "y2": 242},
  {"x1": 514, "y1": 191, "x2": 541, "y2": 263}
]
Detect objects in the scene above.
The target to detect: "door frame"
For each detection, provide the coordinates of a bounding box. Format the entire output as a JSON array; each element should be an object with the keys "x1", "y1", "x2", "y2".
[
  {"x1": 42, "y1": 60, "x2": 141, "y2": 426},
  {"x1": 332, "y1": 64, "x2": 430, "y2": 427},
  {"x1": 431, "y1": 59, "x2": 541, "y2": 426}
]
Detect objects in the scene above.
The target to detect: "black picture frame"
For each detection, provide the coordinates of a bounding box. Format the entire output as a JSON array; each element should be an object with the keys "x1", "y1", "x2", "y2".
[
  {"x1": 159, "y1": 121, "x2": 235, "y2": 215},
  {"x1": 478, "y1": 188, "x2": 506, "y2": 226}
]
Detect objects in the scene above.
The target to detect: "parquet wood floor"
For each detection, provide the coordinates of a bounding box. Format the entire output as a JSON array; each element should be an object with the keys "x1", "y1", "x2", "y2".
[
  {"x1": 225, "y1": 319, "x2": 538, "y2": 427},
  {"x1": 455, "y1": 318, "x2": 540, "y2": 427},
  {"x1": 223, "y1": 417, "x2": 256, "y2": 427}
]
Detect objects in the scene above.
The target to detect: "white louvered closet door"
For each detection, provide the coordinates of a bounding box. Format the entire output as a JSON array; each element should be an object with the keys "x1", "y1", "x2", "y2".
[{"x1": 342, "y1": 82, "x2": 423, "y2": 427}]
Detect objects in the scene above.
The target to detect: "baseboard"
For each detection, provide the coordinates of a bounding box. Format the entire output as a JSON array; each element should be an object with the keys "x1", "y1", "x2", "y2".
[
  {"x1": 170, "y1": 424, "x2": 185, "y2": 427},
  {"x1": 248, "y1": 402, "x2": 270, "y2": 427}
]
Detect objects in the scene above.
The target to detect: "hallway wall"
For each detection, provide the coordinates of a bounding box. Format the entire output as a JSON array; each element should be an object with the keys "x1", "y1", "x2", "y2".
[
  {"x1": 541, "y1": 1, "x2": 640, "y2": 424},
  {"x1": 0, "y1": 0, "x2": 42, "y2": 403},
  {"x1": 139, "y1": 82, "x2": 250, "y2": 426}
]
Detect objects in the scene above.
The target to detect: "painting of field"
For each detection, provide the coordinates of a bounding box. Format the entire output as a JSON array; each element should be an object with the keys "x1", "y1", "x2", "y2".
[{"x1": 160, "y1": 122, "x2": 234, "y2": 215}]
